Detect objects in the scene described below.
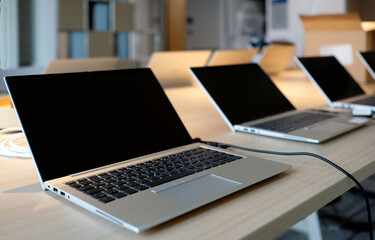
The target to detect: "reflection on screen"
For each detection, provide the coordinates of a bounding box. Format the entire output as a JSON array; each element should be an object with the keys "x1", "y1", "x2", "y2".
[
  {"x1": 191, "y1": 64, "x2": 295, "y2": 125},
  {"x1": 298, "y1": 56, "x2": 365, "y2": 102},
  {"x1": 6, "y1": 69, "x2": 193, "y2": 181}
]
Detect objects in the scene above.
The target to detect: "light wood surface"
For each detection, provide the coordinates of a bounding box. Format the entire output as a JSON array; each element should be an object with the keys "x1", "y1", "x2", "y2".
[{"x1": 1, "y1": 70, "x2": 375, "y2": 240}]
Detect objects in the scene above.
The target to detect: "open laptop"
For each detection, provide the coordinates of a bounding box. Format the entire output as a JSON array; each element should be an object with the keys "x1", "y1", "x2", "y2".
[
  {"x1": 296, "y1": 56, "x2": 375, "y2": 112},
  {"x1": 258, "y1": 44, "x2": 295, "y2": 75},
  {"x1": 4, "y1": 69, "x2": 291, "y2": 233},
  {"x1": 189, "y1": 64, "x2": 367, "y2": 143},
  {"x1": 44, "y1": 57, "x2": 119, "y2": 74},
  {"x1": 147, "y1": 50, "x2": 212, "y2": 88},
  {"x1": 207, "y1": 48, "x2": 258, "y2": 66},
  {"x1": 357, "y1": 50, "x2": 375, "y2": 81}
]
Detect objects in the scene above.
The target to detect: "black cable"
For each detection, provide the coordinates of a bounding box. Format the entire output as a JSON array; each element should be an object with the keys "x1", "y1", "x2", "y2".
[{"x1": 203, "y1": 140, "x2": 374, "y2": 240}]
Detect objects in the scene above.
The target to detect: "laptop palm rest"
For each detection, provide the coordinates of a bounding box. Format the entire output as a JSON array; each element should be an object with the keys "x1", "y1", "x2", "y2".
[
  {"x1": 305, "y1": 121, "x2": 351, "y2": 133},
  {"x1": 152, "y1": 173, "x2": 242, "y2": 206}
]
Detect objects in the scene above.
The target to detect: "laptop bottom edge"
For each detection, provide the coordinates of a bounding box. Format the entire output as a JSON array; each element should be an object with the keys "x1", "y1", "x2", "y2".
[{"x1": 234, "y1": 125, "x2": 320, "y2": 143}]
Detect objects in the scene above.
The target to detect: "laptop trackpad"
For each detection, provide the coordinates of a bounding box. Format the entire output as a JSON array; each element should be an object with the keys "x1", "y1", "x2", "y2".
[
  {"x1": 307, "y1": 122, "x2": 351, "y2": 133},
  {"x1": 153, "y1": 173, "x2": 241, "y2": 206}
]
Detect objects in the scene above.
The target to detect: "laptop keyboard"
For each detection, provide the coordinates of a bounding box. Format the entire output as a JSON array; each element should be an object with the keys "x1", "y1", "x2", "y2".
[
  {"x1": 251, "y1": 112, "x2": 334, "y2": 133},
  {"x1": 351, "y1": 95, "x2": 375, "y2": 106},
  {"x1": 65, "y1": 147, "x2": 242, "y2": 203}
]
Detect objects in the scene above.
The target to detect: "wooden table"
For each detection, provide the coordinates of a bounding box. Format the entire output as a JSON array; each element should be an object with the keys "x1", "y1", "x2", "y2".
[{"x1": 1, "y1": 70, "x2": 375, "y2": 240}]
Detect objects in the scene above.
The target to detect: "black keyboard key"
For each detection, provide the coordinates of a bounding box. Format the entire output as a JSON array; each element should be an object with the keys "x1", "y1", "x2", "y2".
[
  {"x1": 91, "y1": 182, "x2": 106, "y2": 187},
  {"x1": 77, "y1": 179, "x2": 92, "y2": 185},
  {"x1": 85, "y1": 187, "x2": 104, "y2": 195},
  {"x1": 137, "y1": 179, "x2": 151, "y2": 185},
  {"x1": 69, "y1": 183, "x2": 81, "y2": 188},
  {"x1": 104, "y1": 188, "x2": 119, "y2": 195},
  {"x1": 102, "y1": 178, "x2": 116, "y2": 184},
  {"x1": 65, "y1": 180, "x2": 77, "y2": 185},
  {"x1": 77, "y1": 185, "x2": 94, "y2": 192},
  {"x1": 91, "y1": 192, "x2": 107, "y2": 199},
  {"x1": 116, "y1": 185, "x2": 131, "y2": 191},
  {"x1": 111, "y1": 192, "x2": 127, "y2": 199},
  {"x1": 146, "y1": 176, "x2": 161, "y2": 181},
  {"x1": 101, "y1": 183, "x2": 115, "y2": 189},
  {"x1": 122, "y1": 188, "x2": 138, "y2": 195},
  {"x1": 133, "y1": 185, "x2": 149, "y2": 191},
  {"x1": 98, "y1": 196, "x2": 115, "y2": 203},
  {"x1": 112, "y1": 180, "x2": 127, "y2": 187},
  {"x1": 125, "y1": 182, "x2": 140, "y2": 188},
  {"x1": 87, "y1": 176, "x2": 101, "y2": 182}
]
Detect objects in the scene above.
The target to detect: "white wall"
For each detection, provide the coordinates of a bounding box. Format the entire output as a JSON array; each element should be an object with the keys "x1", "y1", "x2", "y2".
[
  {"x1": 0, "y1": 0, "x2": 57, "y2": 69},
  {"x1": 186, "y1": 0, "x2": 266, "y2": 50},
  {"x1": 186, "y1": 0, "x2": 221, "y2": 50},
  {"x1": 266, "y1": 0, "x2": 346, "y2": 56},
  {"x1": 34, "y1": 0, "x2": 58, "y2": 67},
  {"x1": 0, "y1": 0, "x2": 19, "y2": 69}
]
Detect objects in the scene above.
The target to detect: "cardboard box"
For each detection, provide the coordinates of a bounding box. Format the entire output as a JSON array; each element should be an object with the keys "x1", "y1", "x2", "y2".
[
  {"x1": 362, "y1": 21, "x2": 375, "y2": 50},
  {"x1": 113, "y1": 2, "x2": 134, "y2": 32},
  {"x1": 300, "y1": 13, "x2": 370, "y2": 83},
  {"x1": 58, "y1": 0, "x2": 84, "y2": 30},
  {"x1": 88, "y1": 32, "x2": 114, "y2": 57}
]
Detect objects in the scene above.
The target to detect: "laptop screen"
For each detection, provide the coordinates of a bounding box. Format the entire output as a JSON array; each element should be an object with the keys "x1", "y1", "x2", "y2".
[
  {"x1": 5, "y1": 69, "x2": 193, "y2": 181},
  {"x1": 297, "y1": 56, "x2": 365, "y2": 102},
  {"x1": 190, "y1": 64, "x2": 295, "y2": 125},
  {"x1": 359, "y1": 51, "x2": 375, "y2": 73}
]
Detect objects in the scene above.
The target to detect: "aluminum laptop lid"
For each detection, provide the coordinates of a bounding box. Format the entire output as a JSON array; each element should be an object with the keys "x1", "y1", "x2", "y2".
[
  {"x1": 147, "y1": 50, "x2": 212, "y2": 88},
  {"x1": 44, "y1": 57, "x2": 119, "y2": 74},
  {"x1": 258, "y1": 44, "x2": 295, "y2": 75},
  {"x1": 4, "y1": 68, "x2": 291, "y2": 233},
  {"x1": 295, "y1": 56, "x2": 368, "y2": 107},
  {"x1": 207, "y1": 48, "x2": 258, "y2": 66},
  {"x1": 190, "y1": 64, "x2": 367, "y2": 143},
  {"x1": 5, "y1": 69, "x2": 194, "y2": 186}
]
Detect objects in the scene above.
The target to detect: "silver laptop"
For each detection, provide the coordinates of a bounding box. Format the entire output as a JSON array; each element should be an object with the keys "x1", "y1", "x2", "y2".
[
  {"x1": 189, "y1": 64, "x2": 367, "y2": 143},
  {"x1": 44, "y1": 57, "x2": 119, "y2": 74},
  {"x1": 296, "y1": 56, "x2": 375, "y2": 112},
  {"x1": 357, "y1": 50, "x2": 375, "y2": 81},
  {"x1": 258, "y1": 44, "x2": 294, "y2": 75},
  {"x1": 147, "y1": 50, "x2": 212, "y2": 88},
  {"x1": 4, "y1": 69, "x2": 291, "y2": 233},
  {"x1": 207, "y1": 48, "x2": 258, "y2": 66}
]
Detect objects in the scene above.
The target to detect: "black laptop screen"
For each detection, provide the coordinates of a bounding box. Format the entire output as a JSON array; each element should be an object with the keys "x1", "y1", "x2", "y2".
[
  {"x1": 297, "y1": 56, "x2": 365, "y2": 102},
  {"x1": 359, "y1": 51, "x2": 375, "y2": 73},
  {"x1": 5, "y1": 69, "x2": 193, "y2": 181},
  {"x1": 191, "y1": 64, "x2": 295, "y2": 125}
]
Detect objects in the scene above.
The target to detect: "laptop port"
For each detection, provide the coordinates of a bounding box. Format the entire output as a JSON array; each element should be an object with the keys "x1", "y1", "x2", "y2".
[
  {"x1": 53, "y1": 187, "x2": 58, "y2": 193},
  {"x1": 60, "y1": 191, "x2": 65, "y2": 197}
]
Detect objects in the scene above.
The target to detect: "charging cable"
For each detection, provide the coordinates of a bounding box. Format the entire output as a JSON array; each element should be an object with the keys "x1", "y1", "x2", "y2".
[
  {"x1": 0, "y1": 127, "x2": 31, "y2": 158},
  {"x1": 202, "y1": 140, "x2": 374, "y2": 240}
]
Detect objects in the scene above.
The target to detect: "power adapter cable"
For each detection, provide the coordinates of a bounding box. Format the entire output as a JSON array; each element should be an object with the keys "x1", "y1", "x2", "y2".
[
  {"x1": 202, "y1": 140, "x2": 374, "y2": 240},
  {"x1": 0, "y1": 127, "x2": 31, "y2": 158}
]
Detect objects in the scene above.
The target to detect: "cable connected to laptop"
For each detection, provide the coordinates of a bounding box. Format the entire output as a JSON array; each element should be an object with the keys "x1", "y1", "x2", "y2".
[{"x1": 201, "y1": 140, "x2": 374, "y2": 240}]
